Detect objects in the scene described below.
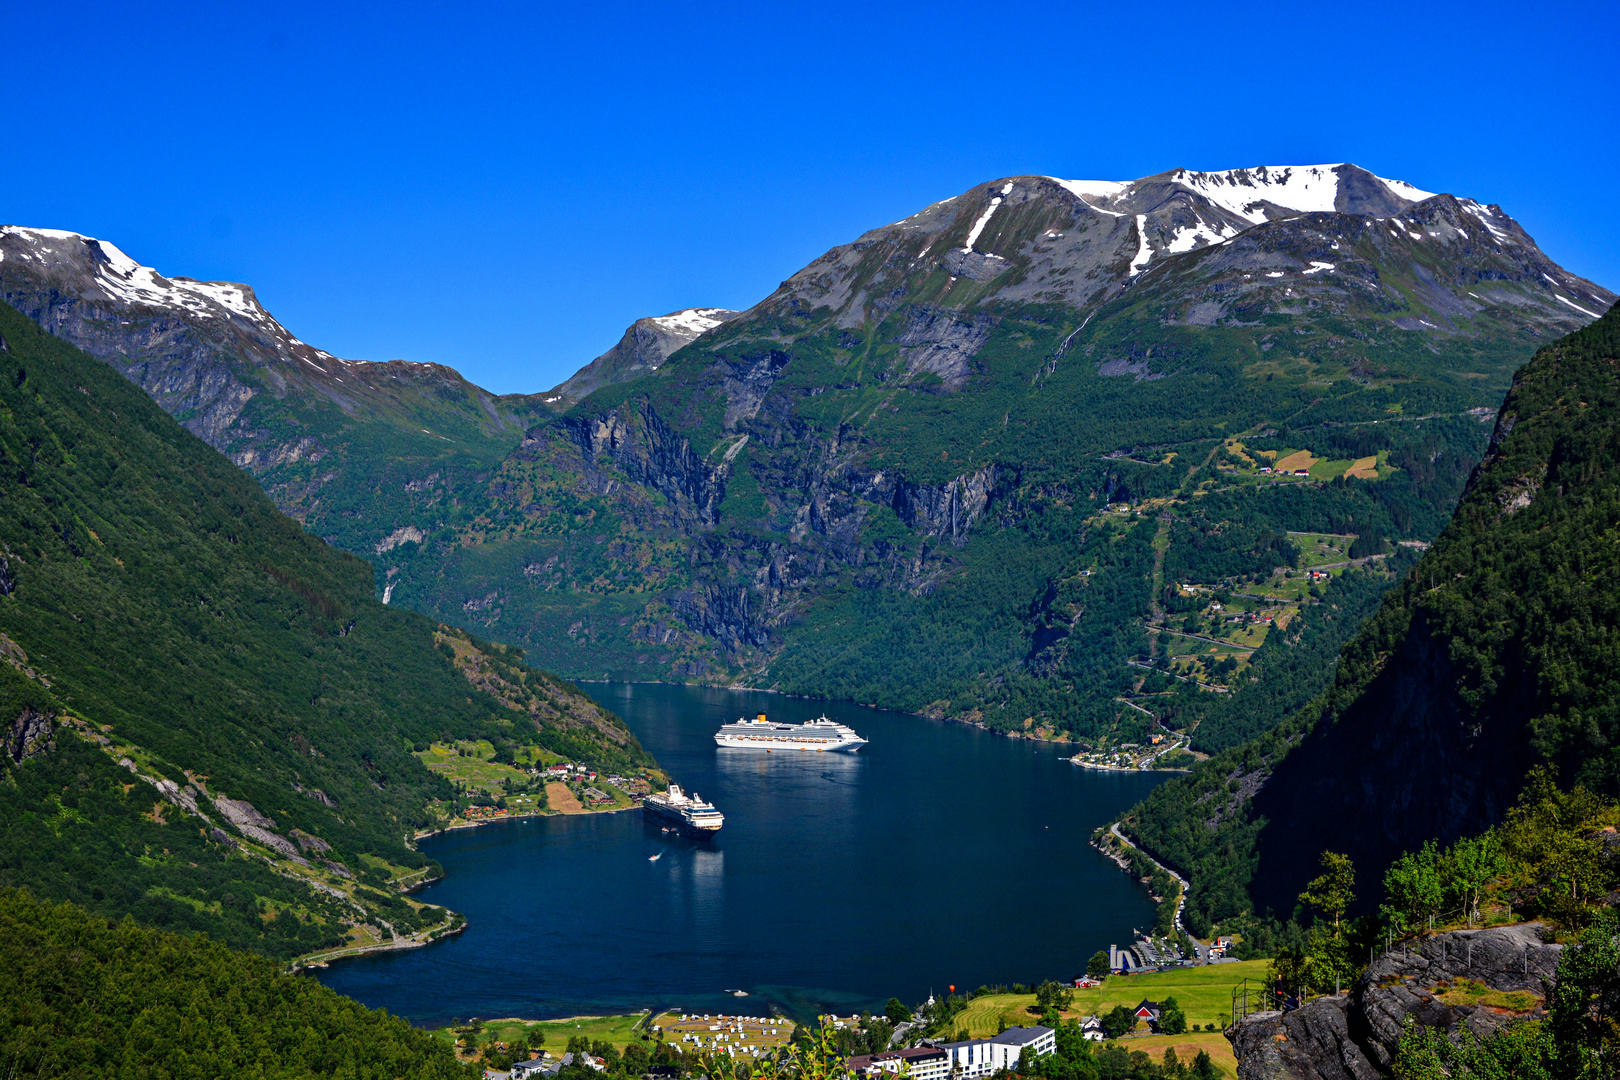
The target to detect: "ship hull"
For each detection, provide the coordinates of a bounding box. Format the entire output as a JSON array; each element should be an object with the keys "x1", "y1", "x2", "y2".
[{"x1": 714, "y1": 736, "x2": 867, "y2": 752}]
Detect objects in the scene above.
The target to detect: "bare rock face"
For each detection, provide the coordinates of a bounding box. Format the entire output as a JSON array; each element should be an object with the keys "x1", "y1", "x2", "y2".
[
  {"x1": 211, "y1": 795, "x2": 301, "y2": 857},
  {"x1": 1229, "y1": 924, "x2": 1559, "y2": 1080},
  {"x1": 1230, "y1": 996, "x2": 1381, "y2": 1080},
  {"x1": 4, "y1": 707, "x2": 53, "y2": 763},
  {"x1": 1356, "y1": 923, "x2": 1558, "y2": 1071}
]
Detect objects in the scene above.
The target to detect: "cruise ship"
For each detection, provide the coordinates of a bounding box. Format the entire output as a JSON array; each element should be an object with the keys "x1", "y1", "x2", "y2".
[
  {"x1": 641, "y1": 784, "x2": 724, "y2": 836},
  {"x1": 714, "y1": 714, "x2": 868, "y2": 752}
]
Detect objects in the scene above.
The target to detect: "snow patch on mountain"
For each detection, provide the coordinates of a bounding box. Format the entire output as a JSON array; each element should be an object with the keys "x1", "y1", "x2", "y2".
[
  {"x1": 1, "y1": 225, "x2": 277, "y2": 332},
  {"x1": 651, "y1": 308, "x2": 731, "y2": 337},
  {"x1": 963, "y1": 182, "x2": 1016, "y2": 253},
  {"x1": 1129, "y1": 216, "x2": 1153, "y2": 276}
]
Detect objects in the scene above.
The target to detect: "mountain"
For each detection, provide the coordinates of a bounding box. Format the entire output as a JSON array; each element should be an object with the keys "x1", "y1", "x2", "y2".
[
  {"x1": 545, "y1": 307, "x2": 739, "y2": 408},
  {"x1": 1119, "y1": 303, "x2": 1620, "y2": 935},
  {"x1": 0, "y1": 226, "x2": 553, "y2": 558},
  {"x1": 377, "y1": 164, "x2": 1612, "y2": 736},
  {"x1": 0, "y1": 299, "x2": 655, "y2": 960},
  {"x1": 6, "y1": 165, "x2": 1613, "y2": 749}
]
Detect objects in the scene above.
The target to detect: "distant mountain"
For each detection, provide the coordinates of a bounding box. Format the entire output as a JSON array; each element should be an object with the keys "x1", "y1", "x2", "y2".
[
  {"x1": 0, "y1": 226, "x2": 550, "y2": 557},
  {"x1": 5, "y1": 165, "x2": 1613, "y2": 749},
  {"x1": 380, "y1": 164, "x2": 1612, "y2": 738},
  {"x1": 545, "y1": 307, "x2": 738, "y2": 408},
  {"x1": 0, "y1": 300, "x2": 655, "y2": 959},
  {"x1": 1121, "y1": 304, "x2": 1620, "y2": 933}
]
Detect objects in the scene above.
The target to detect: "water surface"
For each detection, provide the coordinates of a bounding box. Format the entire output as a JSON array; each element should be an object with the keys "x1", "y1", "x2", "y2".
[{"x1": 316, "y1": 684, "x2": 1167, "y2": 1024}]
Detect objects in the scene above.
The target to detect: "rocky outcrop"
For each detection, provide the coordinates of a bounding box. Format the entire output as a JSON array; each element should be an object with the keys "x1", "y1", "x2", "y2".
[
  {"x1": 4, "y1": 707, "x2": 53, "y2": 763},
  {"x1": 212, "y1": 795, "x2": 301, "y2": 856},
  {"x1": 1230, "y1": 996, "x2": 1380, "y2": 1080},
  {"x1": 1230, "y1": 924, "x2": 1559, "y2": 1079}
]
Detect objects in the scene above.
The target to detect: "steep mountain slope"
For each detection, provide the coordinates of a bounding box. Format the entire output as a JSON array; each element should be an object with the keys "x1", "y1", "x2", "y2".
[
  {"x1": 545, "y1": 307, "x2": 738, "y2": 408},
  {"x1": 381, "y1": 165, "x2": 1612, "y2": 741},
  {"x1": 0, "y1": 300, "x2": 654, "y2": 959},
  {"x1": 1119, "y1": 304, "x2": 1620, "y2": 933},
  {"x1": 0, "y1": 890, "x2": 471, "y2": 1079},
  {"x1": 0, "y1": 226, "x2": 550, "y2": 557}
]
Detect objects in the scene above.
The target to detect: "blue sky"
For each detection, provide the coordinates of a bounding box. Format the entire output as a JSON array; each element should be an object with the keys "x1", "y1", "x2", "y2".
[{"x1": 6, "y1": 0, "x2": 1616, "y2": 394}]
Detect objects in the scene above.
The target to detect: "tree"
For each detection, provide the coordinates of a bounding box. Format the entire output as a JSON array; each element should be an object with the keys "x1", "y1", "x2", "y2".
[
  {"x1": 1101, "y1": 1005, "x2": 1135, "y2": 1039},
  {"x1": 885, "y1": 998, "x2": 911, "y2": 1026},
  {"x1": 1161, "y1": 1047, "x2": 1186, "y2": 1079},
  {"x1": 1191, "y1": 1050, "x2": 1220, "y2": 1080},
  {"x1": 622, "y1": 1043, "x2": 652, "y2": 1075},
  {"x1": 1444, "y1": 833, "x2": 1507, "y2": 927},
  {"x1": 1299, "y1": 851, "x2": 1356, "y2": 928},
  {"x1": 1157, "y1": 997, "x2": 1187, "y2": 1036},
  {"x1": 1382, "y1": 841, "x2": 1444, "y2": 932},
  {"x1": 1035, "y1": 980, "x2": 1073, "y2": 1013},
  {"x1": 1086, "y1": 951, "x2": 1110, "y2": 980},
  {"x1": 1548, "y1": 911, "x2": 1620, "y2": 1078}
]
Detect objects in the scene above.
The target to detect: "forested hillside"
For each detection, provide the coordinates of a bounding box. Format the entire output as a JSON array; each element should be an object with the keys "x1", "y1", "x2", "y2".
[
  {"x1": 1119, "y1": 302, "x2": 1620, "y2": 935},
  {"x1": 0, "y1": 301, "x2": 655, "y2": 959},
  {"x1": 0, "y1": 889, "x2": 471, "y2": 1079},
  {"x1": 380, "y1": 172, "x2": 1605, "y2": 748}
]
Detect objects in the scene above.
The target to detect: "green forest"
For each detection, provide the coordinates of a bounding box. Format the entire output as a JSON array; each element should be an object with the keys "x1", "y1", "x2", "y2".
[
  {"x1": 0, "y1": 300, "x2": 656, "y2": 959},
  {"x1": 1118, "y1": 304, "x2": 1620, "y2": 942},
  {"x1": 0, "y1": 889, "x2": 472, "y2": 1079}
]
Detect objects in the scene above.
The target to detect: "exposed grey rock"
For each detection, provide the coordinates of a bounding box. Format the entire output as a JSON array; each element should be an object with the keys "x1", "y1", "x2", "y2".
[
  {"x1": 1230, "y1": 997, "x2": 1380, "y2": 1080},
  {"x1": 1356, "y1": 923, "x2": 1558, "y2": 1071},
  {"x1": 893, "y1": 307, "x2": 995, "y2": 390},
  {"x1": 209, "y1": 827, "x2": 240, "y2": 850},
  {"x1": 290, "y1": 828, "x2": 332, "y2": 853},
  {"x1": 1229, "y1": 924, "x2": 1558, "y2": 1079},
  {"x1": 4, "y1": 707, "x2": 53, "y2": 763},
  {"x1": 0, "y1": 557, "x2": 12, "y2": 597},
  {"x1": 212, "y1": 795, "x2": 301, "y2": 856}
]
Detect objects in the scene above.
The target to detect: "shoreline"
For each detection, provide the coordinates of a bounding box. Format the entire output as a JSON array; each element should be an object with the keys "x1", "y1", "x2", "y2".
[
  {"x1": 413, "y1": 802, "x2": 638, "y2": 844},
  {"x1": 292, "y1": 914, "x2": 467, "y2": 972}
]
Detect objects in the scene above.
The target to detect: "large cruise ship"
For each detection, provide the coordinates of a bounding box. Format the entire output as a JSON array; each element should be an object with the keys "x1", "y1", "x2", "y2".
[
  {"x1": 641, "y1": 784, "x2": 723, "y2": 836},
  {"x1": 714, "y1": 714, "x2": 868, "y2": 752}
]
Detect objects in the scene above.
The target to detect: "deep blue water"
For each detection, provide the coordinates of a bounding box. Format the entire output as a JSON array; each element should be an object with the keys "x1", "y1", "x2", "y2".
[{"x1": 316, "y1": 684, "x2": 1167, "y2": 1025}]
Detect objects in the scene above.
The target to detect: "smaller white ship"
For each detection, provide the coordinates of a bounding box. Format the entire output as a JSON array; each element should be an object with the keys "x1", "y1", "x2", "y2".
[
  {"x1": 641, "y1": 784, "x2": 724, "y2": 837},
  {"x1": 714, "y1": 714, "x2": 867, "y2": 752}
]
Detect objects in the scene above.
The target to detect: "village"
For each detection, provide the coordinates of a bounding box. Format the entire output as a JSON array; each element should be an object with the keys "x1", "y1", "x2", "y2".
[{"x1": 415, "y1": 740, "x2": 662, "y2": 830}]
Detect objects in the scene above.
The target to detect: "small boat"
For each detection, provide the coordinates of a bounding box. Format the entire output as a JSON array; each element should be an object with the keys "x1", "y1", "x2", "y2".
[{"x1": 648, "y1": 852, "x2": 663, "y2": 862}]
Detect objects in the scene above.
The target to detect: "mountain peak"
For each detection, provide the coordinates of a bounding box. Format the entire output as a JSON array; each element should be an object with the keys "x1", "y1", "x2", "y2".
[{"x1": 546, "y1": 306, "x2": 739, "y2": 407}]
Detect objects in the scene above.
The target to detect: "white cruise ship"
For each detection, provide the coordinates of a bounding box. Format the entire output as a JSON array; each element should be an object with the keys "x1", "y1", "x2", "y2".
[
  {"x1": 641, "y1": 784, "x2": 723, "y2": 836},
  {"x1": 714, "y1": 714, "x2": 868, "y2": 752}
]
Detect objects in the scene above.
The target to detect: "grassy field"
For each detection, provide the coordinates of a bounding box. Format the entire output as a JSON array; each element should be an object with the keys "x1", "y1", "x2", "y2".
[
  {"x1": 951, "y1": 961, "x2": 1270, "y2": 1038},
  {"x1": 436, "y1": 1012, "x2": 651, "y2": 1052},
  {"x1": 1114, "y1": 1032, "x2": 1238, "y2": 1077}
]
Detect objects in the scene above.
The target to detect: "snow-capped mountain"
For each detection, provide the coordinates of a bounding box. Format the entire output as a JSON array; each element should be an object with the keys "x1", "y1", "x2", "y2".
[
  {"x1": 779, "y1": 163, "x2": 1612, "y2": 330},
  {"x1": 546, "y1": 307, "x2": 738, "y2": 407},
  {"x1": 0, "y1": 224, "x2": 547, "y2": 553}
]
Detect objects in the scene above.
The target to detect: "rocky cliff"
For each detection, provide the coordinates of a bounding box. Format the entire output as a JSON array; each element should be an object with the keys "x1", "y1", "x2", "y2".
[{"x1": 1231, "y1": 923, "x2": 1559, "y2": 1079}]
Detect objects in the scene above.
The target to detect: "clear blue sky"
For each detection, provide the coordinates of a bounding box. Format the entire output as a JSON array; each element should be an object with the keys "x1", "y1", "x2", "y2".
[{"x1": 7, "y1": 0, "x2": 1616, "y2": 395}]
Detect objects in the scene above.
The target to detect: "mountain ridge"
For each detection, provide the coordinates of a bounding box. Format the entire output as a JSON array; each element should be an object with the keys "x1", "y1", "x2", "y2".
[{"x1": 4, "y1": 164, "x2": 1613, "y2": 750}]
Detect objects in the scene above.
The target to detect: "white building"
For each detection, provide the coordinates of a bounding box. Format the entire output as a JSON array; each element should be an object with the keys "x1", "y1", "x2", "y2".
[
  {"x1": 940, "y1": 1026, "x2": 1055, "y2": 1078},
  {"x1": 848, "y1": 1047, "x2": 950, "y2": 1080}
]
